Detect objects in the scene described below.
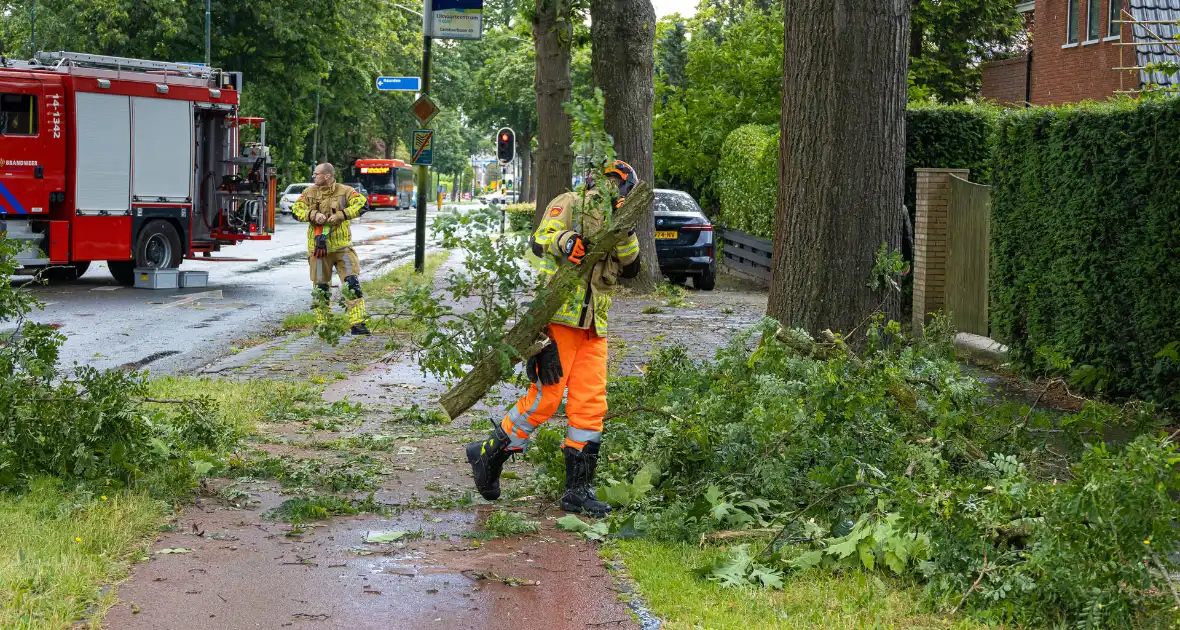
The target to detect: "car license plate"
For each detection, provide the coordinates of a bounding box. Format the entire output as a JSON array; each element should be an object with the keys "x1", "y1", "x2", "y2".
[{"x1": 655, "y1": 230, "x2": 678, "y2": 240}]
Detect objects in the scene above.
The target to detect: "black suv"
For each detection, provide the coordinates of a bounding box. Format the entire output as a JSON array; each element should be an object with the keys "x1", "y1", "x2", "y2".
[{"x1": 654, "y1": 189, "x2": 716, "y2": 290}]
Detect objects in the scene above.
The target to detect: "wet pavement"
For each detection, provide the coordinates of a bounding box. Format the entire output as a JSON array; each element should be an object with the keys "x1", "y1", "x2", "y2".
[
  {"x1": 100, "y1": 262, "x2": 769, "y2": 630},
  {"x1": 8, "y1": 208, "x2": 449, "y2": 375}
]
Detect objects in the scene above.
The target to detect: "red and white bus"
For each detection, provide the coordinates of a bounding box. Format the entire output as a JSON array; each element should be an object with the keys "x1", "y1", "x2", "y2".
[{"x1": 353, "y1": 159, "x2": 414, "y2": 210}]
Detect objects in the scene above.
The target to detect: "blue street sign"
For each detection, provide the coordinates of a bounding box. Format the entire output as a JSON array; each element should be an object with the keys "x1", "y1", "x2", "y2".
[
  {"x1": 376, "y1": 76, "x2": 421, "y2": 92},
  {"x1": 412, "y1": 129, "x2": 434, "y2": 166}
]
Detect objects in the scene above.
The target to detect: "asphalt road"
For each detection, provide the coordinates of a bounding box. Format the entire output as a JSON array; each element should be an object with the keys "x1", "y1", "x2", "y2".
[{"x1": 10, "y1": 208, "x2": 448, "y2": 376}]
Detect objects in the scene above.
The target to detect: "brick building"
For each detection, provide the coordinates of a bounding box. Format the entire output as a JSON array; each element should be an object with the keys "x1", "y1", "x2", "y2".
[{"x1": 980, "y1": 0, "x2": 1180, "y2": 106}]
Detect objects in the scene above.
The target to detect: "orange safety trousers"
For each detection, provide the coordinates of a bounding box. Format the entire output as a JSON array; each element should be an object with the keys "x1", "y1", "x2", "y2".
[{"x1": 500, "y1": 324, "x2": 608, "y2": 452}]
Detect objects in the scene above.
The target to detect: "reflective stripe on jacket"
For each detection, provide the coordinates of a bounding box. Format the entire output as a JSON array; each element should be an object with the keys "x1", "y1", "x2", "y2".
[
  {"x1": 534, "y1": 190, "x2": 640, "y2": 334},
  {"x1": 291, "y1": 183, "x2": 366, "y2": 253}
]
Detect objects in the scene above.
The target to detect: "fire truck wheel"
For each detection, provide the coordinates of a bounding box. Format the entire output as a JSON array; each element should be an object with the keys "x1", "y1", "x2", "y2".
[
  {"x1": 136, "y1": 220, "x2": 183, "y2": 270},
  {"x1": 107, "y1": 261, "x2": 136, "y2": 285}
]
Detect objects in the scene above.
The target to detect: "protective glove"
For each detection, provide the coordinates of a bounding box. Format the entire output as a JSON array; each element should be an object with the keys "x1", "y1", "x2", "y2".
[
  {"x1": 562, "y1": 233, "x2": 588, "y2": 265},
  {"x1": 313, "y1": 234, "x2": 329, "y2": 259},
  {"x1": 526, "y1": 340, "x2": 563, "y2": 386}
]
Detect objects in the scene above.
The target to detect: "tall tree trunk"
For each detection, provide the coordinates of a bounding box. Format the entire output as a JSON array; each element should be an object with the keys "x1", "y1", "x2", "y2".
[
  {"x1": 529, "y1": 154, "x2": 537, "y2": 202},
  {"x1": 768, "y1": 0, "x2": 910, "y2": 335},
  {"x1": 591, "y1": 0, "x2": 660, "y2": 290},
  {"x1": 534, "y1": 0, "x2": 574, "y2": 223},
  {"x1": 383, "y1": 138, "x2": 393, "y2": 159},
  {"x1": 519, "y1": 129, "x2": 533, "y2": 204}
]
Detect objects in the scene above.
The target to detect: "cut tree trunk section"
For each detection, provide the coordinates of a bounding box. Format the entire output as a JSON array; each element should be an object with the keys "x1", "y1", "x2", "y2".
[
  {"x1": 591, "y1": 0, "x2": 661, "y2": 291},
  {"x1": 534, "y1": 0, "x2": 575, "y2": 225},
  {"x1": 439, "y1": 183, "x2": 655, "y2": 420},
  {"x1": 768, "y1": 0, "x2": 910, "y2": 335}
]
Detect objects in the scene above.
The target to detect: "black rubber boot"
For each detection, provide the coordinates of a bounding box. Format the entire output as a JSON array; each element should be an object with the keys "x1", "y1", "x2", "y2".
[
  {"x1": 465, "y1": 425, "x2": 513, "y2": 500},
  {"x1": 560, "y1": 442, "x2": 611, "y2": 518},
  {"x1": 350, "y1": 322, "x2": 371, "y2": 336}
]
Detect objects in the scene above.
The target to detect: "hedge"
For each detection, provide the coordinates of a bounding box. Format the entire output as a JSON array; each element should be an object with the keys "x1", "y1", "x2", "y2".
[
  {"x1": 904, "y1": 104, "x2": 998, "y2": 212},
  {"x1": 991, "y1": 98, "x2": 1180, "y2": 405},
  {"x1": 716, "y1": 105, "x2": 998, "y2": 240},
  {"x1": 505, "y1": 203, "x2": 535, "y2": 233},
  {"x1": 716, "y1": 124, "x2": 778, "y2": 238}
]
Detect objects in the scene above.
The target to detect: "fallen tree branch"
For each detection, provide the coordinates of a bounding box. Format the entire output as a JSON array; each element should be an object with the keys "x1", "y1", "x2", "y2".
[
  {"x1": 437, "y1": 183, "x2": 654, "y2": 420},
  {"x1": 600, "y1": 405, "x2": 687, "y2": 425},
  {"x1": 1151, "y1": 552, "x2": 1180, "y2": 610},
  {"x1": 140, "y1": 398, "x2": 191, "y2": 405},
  {"x1": 700, "y1": 528, "x2": 781, "y2": 545},
  {"x1": 757, "y1": 482, "x2": 895, "y2": 558},
  {"x1": 950, "y1": 550, "x2": 991, "y2": 615}
]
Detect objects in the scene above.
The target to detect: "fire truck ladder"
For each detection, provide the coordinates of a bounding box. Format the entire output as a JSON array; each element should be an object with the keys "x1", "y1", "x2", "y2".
[{"x1": 36, "y1": 51, "x2": 220, "y2": 80}]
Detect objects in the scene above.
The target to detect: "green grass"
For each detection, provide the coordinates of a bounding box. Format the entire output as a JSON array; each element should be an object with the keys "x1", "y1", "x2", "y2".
[
  {"x1": 147, "y1": 376, "x2": 321, "y2": 435},
  {"x1": 282, "y1": 252, "x2": 451, "y2": 332},
  {"x1": 0, "y1": 377, "x2": 330, "y2": 629},
  {"x1": 0, "y1": 478, "x2": 165, "y2": 629},
  {"x1": 282, "y1": 312, "x2": 318, "y2": 330},
  {"x1": 615, "y1": 540, "x2": 993, "y2": 630},
  {"x1": 366, "y1": 250, "x2": 450, "y2": 298},
  {"x1": 469, "y1": 510, "x2": 539, "y2": 540}
]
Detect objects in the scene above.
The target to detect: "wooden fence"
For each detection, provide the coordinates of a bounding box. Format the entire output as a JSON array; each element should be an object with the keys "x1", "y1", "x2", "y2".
[
  {"x1": 946, "y1": 175, "x2": 991, "y2": 336},
  {"x1": 719, "y1": 228, "x2": 772, "y2": 281}
]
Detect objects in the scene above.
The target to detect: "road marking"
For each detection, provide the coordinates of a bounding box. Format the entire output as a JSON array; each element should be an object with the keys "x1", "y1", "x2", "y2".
[{"x1": 159, "y1": 290, "x2": 224, "y2": 309}]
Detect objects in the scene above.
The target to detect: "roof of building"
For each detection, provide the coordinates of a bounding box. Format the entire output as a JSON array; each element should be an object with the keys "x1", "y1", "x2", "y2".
[{"x1": 1129, "y1": 0, "x2": 1180, "y2": 89}]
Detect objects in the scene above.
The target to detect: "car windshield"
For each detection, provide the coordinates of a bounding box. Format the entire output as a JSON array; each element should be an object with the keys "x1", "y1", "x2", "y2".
[
  {"x1": 285, "y1": 184, "x2": 310, "y2": 195},
  {"x1": 654, "y1": 192, "x2": 700, "y2": 215}
]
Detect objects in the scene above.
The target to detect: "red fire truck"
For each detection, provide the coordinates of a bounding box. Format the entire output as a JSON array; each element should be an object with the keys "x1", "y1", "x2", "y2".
[
  {"x1": 353, "y1": 158, "x2": 414, "y2": 210},
  {"x1": 0, "y1": 51, "x2": 274, "y2": 284}
]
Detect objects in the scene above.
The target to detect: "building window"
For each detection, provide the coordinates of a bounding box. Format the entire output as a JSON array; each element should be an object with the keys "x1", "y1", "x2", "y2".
[
  {"x1": 1109, "y1": 0, "x2": 1122, "y2": 37},
  {"x1": 1067, "y1": 0, "x2": 1080, "y2": 43},
  {"x1": 1088, "y1": 0, "x2": 1102, "y2": 40},
  {"x1": 0, "y1": 93, "x2": 38, "y2": 136}
]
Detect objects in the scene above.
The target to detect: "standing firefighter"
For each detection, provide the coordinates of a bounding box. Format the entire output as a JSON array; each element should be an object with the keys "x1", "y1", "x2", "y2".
[
  {"x1": 291, "y1": 163, "x2": 370, "y2": 335},
  {"x1": 466, "y1": 160, "x2": 642, "y2": 517}
]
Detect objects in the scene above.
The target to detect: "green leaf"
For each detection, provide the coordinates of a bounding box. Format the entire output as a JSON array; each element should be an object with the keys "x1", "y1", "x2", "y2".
[
  {"x1": 749, "y1": 565, "x2": 785, "y2": 589},
  {"x1": 884, "y1": 550, "x2": 905, "y2": 575},
  {"x1": 704, "y1": 485, "x2": 723, "y2": 506},
  {"x1": 364, "y1": 530, "x2": 406, "y2": 543},
  {"x1": 790, "y1": 549, "x2": 825, "y2": 571},
  {"x1": 556, "y1": 514, "x2": 591, "y2": 533},
  {"x1": 631, "y1": 464, "x2": 656, "y2": 499},
  {"x1": 857, "y1": 541, "x2": 876, "y2": 571},
  {"x1": 602, "y1": 483, "x2": 633, "y2": 507}
]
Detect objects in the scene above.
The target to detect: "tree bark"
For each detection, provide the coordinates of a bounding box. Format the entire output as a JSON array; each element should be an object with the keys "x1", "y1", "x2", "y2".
[
  {"x1": 534, "y1": 0, "x2": 574, "y2": 224},
  {"x1": 529, "y1": 154, "x2": 537, "y2": 202},
  {"x1": 768, "y1": 0, "x2": 910, "y2": 335},
  {"x1": 590, "y1": 0, "x2": 661, "y2": 291},
  {"x1": 439, "y1": 183, "x2": 655, "y2": 420}
]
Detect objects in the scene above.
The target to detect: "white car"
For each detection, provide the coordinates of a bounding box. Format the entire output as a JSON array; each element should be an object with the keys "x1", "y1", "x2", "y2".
[{"x1": 279, "y1": 183, "x2": 312, "y2": 215}]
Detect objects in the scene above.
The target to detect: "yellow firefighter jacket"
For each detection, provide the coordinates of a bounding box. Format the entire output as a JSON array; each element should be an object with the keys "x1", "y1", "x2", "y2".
[
  {"x1": 291, "y1": 183, "x2": 366, "y2": 254},
  {"x1": 533, "y1": 190, "x2": 641, "y2": 334}
]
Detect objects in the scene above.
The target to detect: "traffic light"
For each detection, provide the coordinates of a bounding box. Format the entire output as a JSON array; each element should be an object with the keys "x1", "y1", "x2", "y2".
[{"x1": 496, "y1": 127, "x2": 515, "y2": 164}]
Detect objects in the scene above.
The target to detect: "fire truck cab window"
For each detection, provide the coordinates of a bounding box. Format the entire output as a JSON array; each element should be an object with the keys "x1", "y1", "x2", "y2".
[{"x1": 1, "y1": 93, "x2": 38, "y2": 136}]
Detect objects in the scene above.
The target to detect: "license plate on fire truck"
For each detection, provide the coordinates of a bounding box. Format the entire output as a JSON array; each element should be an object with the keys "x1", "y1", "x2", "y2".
[{"x1": 655, "y1": 231, "x2": 678, "y2": 239}]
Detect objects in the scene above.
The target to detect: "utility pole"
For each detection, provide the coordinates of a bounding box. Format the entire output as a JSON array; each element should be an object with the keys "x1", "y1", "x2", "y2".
[
  {"x1": 29, "y1": 0, "x2": 35, "y2": 58},
  {"x1": 414, "y1": 0, "x2": 433, "y2": 273},
  {"x1": 204, "y1": 0, "x2": 212, "y2": 66}
]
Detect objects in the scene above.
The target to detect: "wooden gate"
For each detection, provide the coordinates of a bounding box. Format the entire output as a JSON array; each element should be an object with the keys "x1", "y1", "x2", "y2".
[{"x1": 946, "y1": 175, "x2": 991, "y2": 336}]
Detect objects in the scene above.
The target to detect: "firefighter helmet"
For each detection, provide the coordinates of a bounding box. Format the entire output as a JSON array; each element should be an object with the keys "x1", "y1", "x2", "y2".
[{"x1": 603, "y1": 160, "x2": 637, "y2": 198}]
